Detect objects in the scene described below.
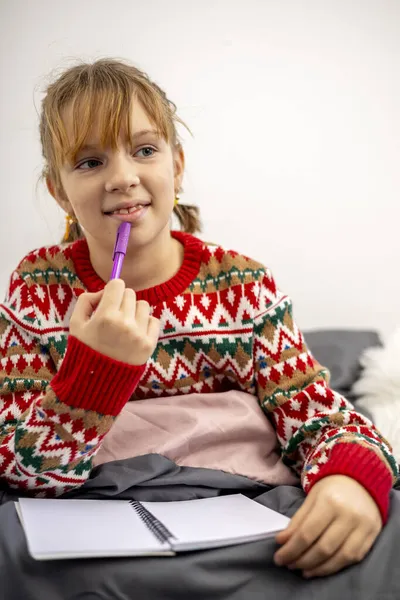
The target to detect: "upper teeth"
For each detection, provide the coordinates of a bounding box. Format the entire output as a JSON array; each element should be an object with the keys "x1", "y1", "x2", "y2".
[{"x1": 111, "y1": 205, "x2": 144, "y2": 215}]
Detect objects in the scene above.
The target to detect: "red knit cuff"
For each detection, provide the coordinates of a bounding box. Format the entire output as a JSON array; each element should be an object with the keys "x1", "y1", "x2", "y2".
[
  {"x1": 306, "y1": 443, "x2": 393, "y2": 523},
  {"x1": 50, "y1": 336, "x2": 145, "y2": 416}
]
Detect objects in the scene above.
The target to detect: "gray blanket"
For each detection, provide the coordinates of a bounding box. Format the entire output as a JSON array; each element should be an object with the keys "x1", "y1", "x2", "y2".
[{"x1": 0, "y1": 454, "x2": 399, "y2": 600}]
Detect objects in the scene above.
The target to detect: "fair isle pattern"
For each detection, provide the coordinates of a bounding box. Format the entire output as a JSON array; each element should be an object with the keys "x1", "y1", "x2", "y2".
[
  {"x1": 0, "y1": 236, "x2": 397, "y2": 497},
  {"x1": 0, "y1": 269, "x2": 114, "y2": 494}
]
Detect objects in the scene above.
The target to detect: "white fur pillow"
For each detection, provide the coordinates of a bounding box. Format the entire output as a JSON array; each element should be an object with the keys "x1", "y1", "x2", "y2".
[{"x1": 352, "y1": 328, "x2": 400, "y2": 462}]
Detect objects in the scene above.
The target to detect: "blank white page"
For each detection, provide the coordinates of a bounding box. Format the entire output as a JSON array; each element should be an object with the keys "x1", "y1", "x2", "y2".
[
  {"x1": 18, "y1": 498, "x2": 169, "y2": 560},
  {"x1": 141, "y1": 494, "x2": 290, "y2": 551}
]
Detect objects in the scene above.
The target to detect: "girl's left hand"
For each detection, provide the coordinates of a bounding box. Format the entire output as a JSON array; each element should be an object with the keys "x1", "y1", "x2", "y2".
[{"x1": 274, "y1": 474, "x2": 383, "y2": 578}]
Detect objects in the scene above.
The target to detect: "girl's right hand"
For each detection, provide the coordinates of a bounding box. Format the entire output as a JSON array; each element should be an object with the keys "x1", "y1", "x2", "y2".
[{"x1": 69, "y1": 279, "x2": 160, "y2": 365}]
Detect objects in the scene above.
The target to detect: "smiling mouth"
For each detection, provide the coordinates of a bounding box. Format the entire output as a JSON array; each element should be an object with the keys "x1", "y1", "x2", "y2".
[{"x1": 104, "y1": 203, "x2": 151, "y2": 216}]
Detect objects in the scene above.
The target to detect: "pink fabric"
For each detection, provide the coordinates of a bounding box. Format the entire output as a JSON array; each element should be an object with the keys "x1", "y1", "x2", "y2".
[{"x1": 93, "y1": 390, "x2": 298, "y2": 486}]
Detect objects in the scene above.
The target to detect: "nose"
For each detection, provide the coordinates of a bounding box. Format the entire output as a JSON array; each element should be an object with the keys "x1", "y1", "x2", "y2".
[{"x1": 105, "y1": 152, "x2": 140, "y2": 193}]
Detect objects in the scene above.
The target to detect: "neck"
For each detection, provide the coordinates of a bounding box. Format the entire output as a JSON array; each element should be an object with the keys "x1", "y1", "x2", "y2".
[{"x1": 88, "y1": 226, "x2": 184, "y2": 292}]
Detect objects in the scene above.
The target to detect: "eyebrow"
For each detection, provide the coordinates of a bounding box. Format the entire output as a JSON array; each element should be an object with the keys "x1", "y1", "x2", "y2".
[{"x1": 77, "y1": 129, "x2": 160, "y2": 154}]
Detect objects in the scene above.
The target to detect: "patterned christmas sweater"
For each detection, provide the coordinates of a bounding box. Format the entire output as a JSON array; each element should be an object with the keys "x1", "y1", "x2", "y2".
[{"x1": 0, "y1": 231, "x2": 397, "y2": 520}]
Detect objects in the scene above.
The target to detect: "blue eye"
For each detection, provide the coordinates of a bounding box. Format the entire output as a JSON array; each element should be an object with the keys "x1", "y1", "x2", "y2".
[
  {"x1": 135, "y1": 146, "x2": 156, "y2": 158},
  {"x1": 77, "y1": 159, "x2": 102, "y2": 170}
]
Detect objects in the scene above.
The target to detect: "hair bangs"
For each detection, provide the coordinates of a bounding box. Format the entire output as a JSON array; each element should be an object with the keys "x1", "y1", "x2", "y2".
[
  {"x1": 65, "y1": 81, "x2": 133, "y2": 165},
  {"x1": 54, "y1": 85, "x2": 174, "y2": 170}
]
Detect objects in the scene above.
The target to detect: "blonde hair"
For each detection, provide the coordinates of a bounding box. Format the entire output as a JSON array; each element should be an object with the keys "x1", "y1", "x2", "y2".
[{"x1": 39, "y1": 58, "x2": 201, "y2": 241}]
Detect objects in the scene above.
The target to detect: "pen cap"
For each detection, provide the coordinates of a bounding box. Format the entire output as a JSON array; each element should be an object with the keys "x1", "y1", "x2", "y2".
[{"x1": 112, "y1": 222, "x2": 132, "y2": 260}]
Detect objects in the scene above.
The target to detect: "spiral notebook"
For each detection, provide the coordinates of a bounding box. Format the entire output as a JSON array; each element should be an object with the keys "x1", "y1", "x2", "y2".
[{"x1": 16, "y1": 494, "x2": 290, "y2": 561}]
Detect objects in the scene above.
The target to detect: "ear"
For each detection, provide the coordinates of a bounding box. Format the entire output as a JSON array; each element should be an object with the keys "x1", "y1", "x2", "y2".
[
  {"x1": 173, "y1": 146, "x2": 185, "y2": 193},
  {"x1": 46, "y1": 176, "x2": 72, "y2": 214}
]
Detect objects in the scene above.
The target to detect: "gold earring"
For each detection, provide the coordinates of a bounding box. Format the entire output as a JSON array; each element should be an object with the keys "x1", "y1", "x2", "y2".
[
  {"x1": 174, "y1": 194, "x2": 180, "y2": 207},
  {"x1": 63, "y1": 214, "x2": 78, "y2": 243}
]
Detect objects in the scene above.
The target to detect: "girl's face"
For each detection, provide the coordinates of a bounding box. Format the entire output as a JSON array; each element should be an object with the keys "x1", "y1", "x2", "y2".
[{"x1": 52, "y1": 98, "x2": 184, "y2": 254}]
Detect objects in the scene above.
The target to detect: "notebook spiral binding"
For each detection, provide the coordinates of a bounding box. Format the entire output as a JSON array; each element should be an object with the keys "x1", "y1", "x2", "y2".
[{"x1": 129, "y1": 501, "x2": 176, "y2": 545}]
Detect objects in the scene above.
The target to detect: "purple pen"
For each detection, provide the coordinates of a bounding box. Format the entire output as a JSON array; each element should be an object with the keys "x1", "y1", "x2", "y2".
[{"x1": 110, "y1": 222, "x2": 132, "y2": 280}]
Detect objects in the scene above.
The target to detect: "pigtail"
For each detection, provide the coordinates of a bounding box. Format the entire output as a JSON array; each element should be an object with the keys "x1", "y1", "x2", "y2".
[
  {"x1": 173, "y1": 204, "x2": 202, "y2": 235},
  {"x1": 62, "y1": 215, "x2": 84, "y2": 243}
]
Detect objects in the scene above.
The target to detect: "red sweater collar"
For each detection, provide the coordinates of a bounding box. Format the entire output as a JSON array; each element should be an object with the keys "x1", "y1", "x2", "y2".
[{"x1": 69, "y1": 230, "x2": 204, "y2": 305}]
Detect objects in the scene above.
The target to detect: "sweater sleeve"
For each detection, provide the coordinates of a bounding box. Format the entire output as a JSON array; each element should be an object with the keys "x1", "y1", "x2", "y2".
[
  {"x1": 0, "y1": 271, "x2": 144, "y2": 496},
  {"x1": 253, "y1": 269, "x2": 398, "y2": 522}
]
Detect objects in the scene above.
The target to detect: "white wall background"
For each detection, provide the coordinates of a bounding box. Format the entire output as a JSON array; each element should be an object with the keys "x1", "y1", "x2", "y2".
[{"x1": 0, "y1": 0, "x2": 399, "y2": 338}]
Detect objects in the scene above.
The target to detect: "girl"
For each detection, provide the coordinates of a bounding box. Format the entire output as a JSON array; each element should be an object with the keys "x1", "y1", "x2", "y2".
[{"x1": 0, "y1": 59, "x2": 396, "y2": 579}]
